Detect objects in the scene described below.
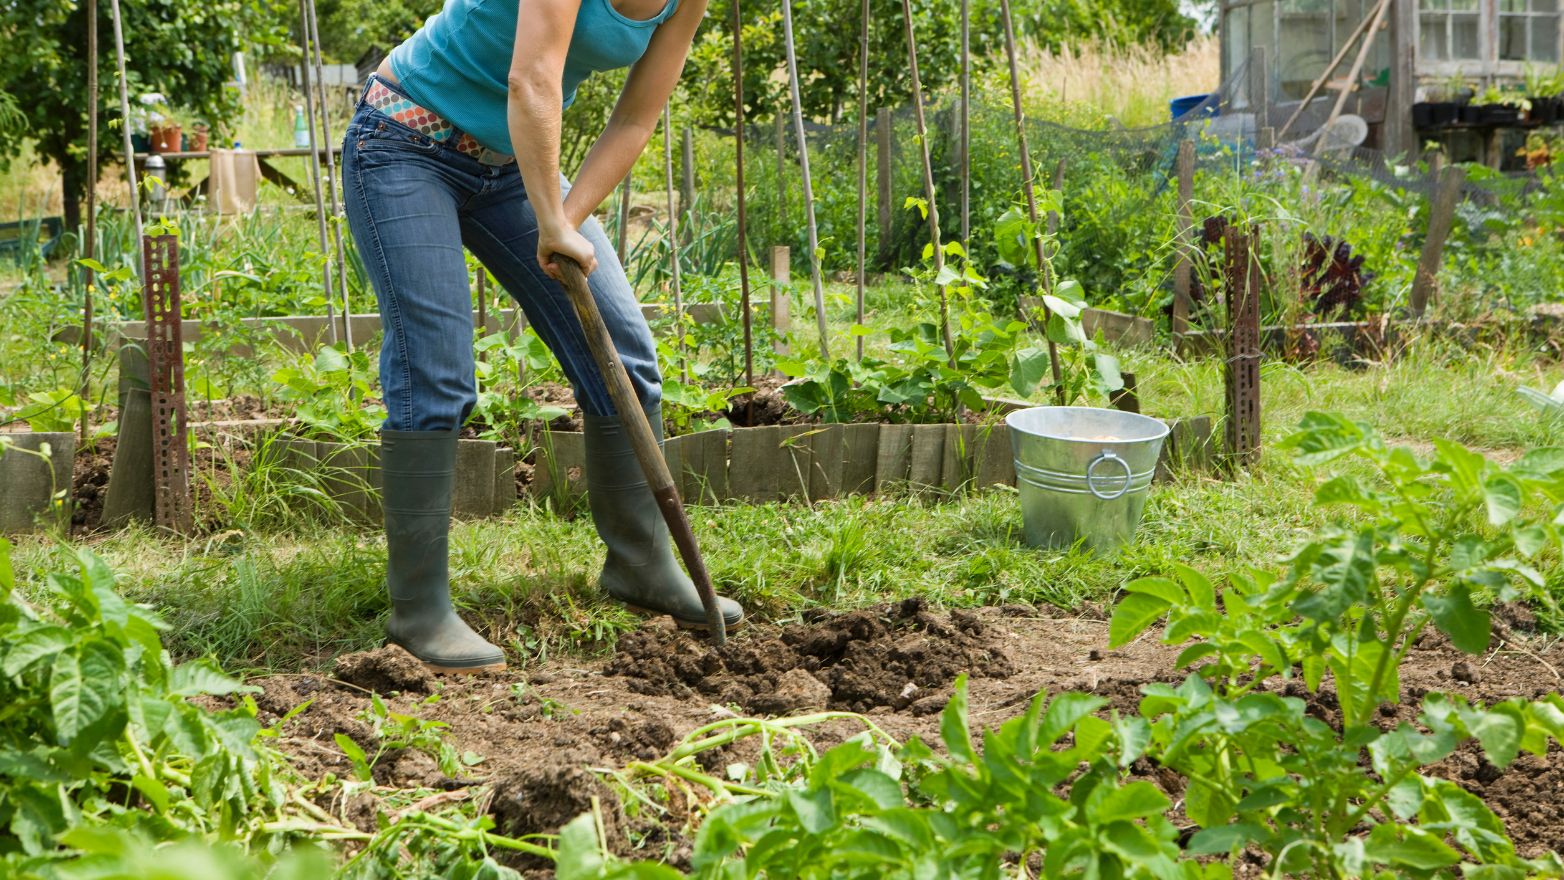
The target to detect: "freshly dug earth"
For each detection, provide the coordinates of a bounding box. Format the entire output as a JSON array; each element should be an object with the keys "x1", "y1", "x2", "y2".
[
  {"x1": 607, "y1": 598, "x2": 1015, "y2": 714},
  {"x1": 256, "y1": 604, "x2": 1564, "y2": 868}
]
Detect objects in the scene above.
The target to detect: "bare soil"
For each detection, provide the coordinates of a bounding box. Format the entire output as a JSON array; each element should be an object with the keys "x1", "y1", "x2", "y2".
[{"x1": 252, "y1": 602, "x2": 1564, "y2": 868}]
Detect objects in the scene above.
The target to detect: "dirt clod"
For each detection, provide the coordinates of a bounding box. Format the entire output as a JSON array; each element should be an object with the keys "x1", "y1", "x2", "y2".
[
  {"x1": 607, "y1": 600, "x2": 1014, "y2": 714},
  {"x1": 334, "y1": 645, "x2": 435, "y2": 694},
  {"x1": 1452, "y1": 660, "x2": 1479, "y2": 684},
  {"x1": 489, "y1": 749, "x2": 627, "y2": 855}
]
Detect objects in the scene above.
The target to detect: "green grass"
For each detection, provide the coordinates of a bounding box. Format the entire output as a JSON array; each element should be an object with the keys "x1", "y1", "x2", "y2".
[{"x1": 10, "y1": 331, "x2": 1559, "y2": 676}]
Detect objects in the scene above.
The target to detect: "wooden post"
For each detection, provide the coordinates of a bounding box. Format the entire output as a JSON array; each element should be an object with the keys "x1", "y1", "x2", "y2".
[
  {"x1": 1410, "y1": 166, "x2": 1466, "y2": 317},
  {"x1": 1224, "y1": 228, "x2": 1261, "y2": 470},
  {"x1": 780, "y1": 0, "x2": 831, "y2": 358},
  {"x1": 1387, "y1": 0, "x2": 1417, "y2": 157},
  {"x1": 876, "y1": 107, "x2": 893, "y2": 266},
  {"x1": 770, "y1": 246, "x2": 792, "y2": 359},
  {"x1": 680, "y1": 125, "x2": 695, "y2": 224},
  {"x1": 1172, "y1": 139, "x2": 1195, "y2": 336}
]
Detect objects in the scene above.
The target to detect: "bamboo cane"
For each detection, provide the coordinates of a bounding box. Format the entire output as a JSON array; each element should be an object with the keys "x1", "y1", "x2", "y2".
[
  {"x1": 999, "y1": 0, "x2": 1064, "y2": 404},
  {"x1": 304, "y1": 0, "x2": 354, "y2": 349},
  {"x1": 82, "y1": 0, "x2": 99, "y2": 445},
  {"x1": 296, "y1": 0, "x2": 338, "y2": 344},
  {"x1": 662, "y1": 104, "x2": 688, "y2": 384},
  {"x1": 854, "y1": 0, "x2": 869, "y2": 361},
  {"x1": 900, "y1": 0, "x2": 956, "y2": 368},
  {"x1": 732, "y1": 0, "x2": 753, "y2": 389},
  {"x1": 107, "y1": 0, "x2": 143, "y2": 278},
  {"x1": 779, "y1": 0, "x2": 831, "y2": 359}
]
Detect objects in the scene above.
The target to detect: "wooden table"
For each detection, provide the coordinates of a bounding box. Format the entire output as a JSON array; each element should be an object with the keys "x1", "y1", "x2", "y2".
[{"x1": 134, "y1": 146, "x2": 346, "y2": 204}]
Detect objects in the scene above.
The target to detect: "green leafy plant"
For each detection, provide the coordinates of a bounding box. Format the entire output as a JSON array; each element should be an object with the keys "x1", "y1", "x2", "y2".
[
  {"x1": 994, "y1": 193, "x2": 1124, "y2": 404},
  {"x1": 272, "y1": 345, "x2": 386, "y2": 442},
  {"x1": 1109, "y1": 413, "x2": 1564, "y2": 878},
  {"x1": 11, "y1": 387, "x2": 86, "y2": 433},
  {"x1": 780, "y1": 316, "x2": 1026, "y2": 424}
]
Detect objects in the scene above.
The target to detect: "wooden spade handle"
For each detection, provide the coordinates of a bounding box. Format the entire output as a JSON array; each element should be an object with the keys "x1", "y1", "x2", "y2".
[{"x1": 554, "y1": 256, "x2": 728, "y2": 646}]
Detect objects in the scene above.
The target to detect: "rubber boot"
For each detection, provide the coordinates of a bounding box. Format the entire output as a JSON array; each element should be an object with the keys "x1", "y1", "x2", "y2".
[
  {"x1": 585, "y1": 405, "x2": 744, "y2": 630},
  {"x1": 381, "y1": 430, "x2": 506, "y2": 673}
]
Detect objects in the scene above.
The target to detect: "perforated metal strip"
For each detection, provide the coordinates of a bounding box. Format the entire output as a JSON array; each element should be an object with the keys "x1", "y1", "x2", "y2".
[{"x1": 144, "y1": 234, "x2": 191, "y2": 533}]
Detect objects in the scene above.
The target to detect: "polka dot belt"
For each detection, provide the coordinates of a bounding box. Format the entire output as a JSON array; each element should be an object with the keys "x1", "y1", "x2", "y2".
[{"x1": 363, "y1": 75, "x2": 515, "y2": 167}]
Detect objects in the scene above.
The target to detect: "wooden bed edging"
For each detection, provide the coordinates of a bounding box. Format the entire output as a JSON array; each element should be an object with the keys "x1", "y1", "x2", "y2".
[{"x1": 530, "y1": 415, "x2": 1215, "y2": 504}]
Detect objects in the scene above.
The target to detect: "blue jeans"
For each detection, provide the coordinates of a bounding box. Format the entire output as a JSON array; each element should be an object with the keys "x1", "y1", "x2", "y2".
[{"x1": 341, "y1": 93, "x2": 661, "y2": 432}]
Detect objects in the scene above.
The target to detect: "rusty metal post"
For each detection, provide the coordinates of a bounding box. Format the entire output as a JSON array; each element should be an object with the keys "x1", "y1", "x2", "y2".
[
  {"x1": 1224, "y1": 228, "x2": 1262, "y2": 470},
  {"x1": 143, "y1": 235, "x2": 191, "y2": 532}
]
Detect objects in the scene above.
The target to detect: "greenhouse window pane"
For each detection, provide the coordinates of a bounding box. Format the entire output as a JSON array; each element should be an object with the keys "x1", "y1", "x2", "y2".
[
  {"x1": 1421, "y1": 14, "x2": 1448, "y2": 59},
  {"x1": 1533, "y1": 15, "x2": 1560, "y2": 60},
  {"x1": 1452, "y1": 14, "x2": 1481, "y2": 57},
  {"x1": 1501, "y1": 17, "x2": 1529, "y2": 58}
]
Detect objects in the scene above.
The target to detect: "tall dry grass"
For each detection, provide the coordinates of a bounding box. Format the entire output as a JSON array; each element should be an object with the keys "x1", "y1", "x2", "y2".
[{"x1": 1013, "y1": 36, "x2": 1221, "y2": 128}]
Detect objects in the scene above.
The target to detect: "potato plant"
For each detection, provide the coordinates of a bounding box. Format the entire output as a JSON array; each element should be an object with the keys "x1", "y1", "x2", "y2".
[{"x1": 1110, "y1": 414, "x2": 1564, "y2": 878}]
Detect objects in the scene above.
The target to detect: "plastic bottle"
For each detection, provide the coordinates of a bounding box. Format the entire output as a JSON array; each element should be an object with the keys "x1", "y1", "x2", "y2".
[{"x1": 293, "y1": 105, "x2": 310, "y2": 148}]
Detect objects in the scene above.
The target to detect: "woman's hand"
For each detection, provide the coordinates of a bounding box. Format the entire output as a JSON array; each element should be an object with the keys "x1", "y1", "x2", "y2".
[{"x1": 537, "y1": 221, "x2": 598, "y2": 281}]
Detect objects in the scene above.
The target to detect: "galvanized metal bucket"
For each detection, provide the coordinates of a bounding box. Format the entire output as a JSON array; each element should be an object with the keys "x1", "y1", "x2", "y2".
[{"x1": 1006, "y1": 406, "x2": 1170, "y2": 552}]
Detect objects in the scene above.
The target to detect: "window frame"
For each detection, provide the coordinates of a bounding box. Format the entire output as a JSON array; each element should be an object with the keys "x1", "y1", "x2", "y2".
[{"x1": 1415, "y1": 0, "x2": 1564, "y2": 77}]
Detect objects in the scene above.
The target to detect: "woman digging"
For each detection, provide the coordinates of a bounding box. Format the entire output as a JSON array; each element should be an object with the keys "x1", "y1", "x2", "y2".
[{"x1": 343, "y1": 0, "x2": 743, "y2": 674}]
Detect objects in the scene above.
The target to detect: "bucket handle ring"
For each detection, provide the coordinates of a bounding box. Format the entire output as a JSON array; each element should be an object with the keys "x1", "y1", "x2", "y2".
[{"x1": 1086, "y1": 451, "x2": 1132, "y2": 500}]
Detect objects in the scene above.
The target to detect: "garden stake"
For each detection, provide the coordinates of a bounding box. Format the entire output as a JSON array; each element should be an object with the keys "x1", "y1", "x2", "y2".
[
  {"x1": 854, "y1": 0, "x2": 868, "y2": 362},
  {"x1": 998, "y1": 0, "x2": 1064, "y2": 404},
  {"x1": 107, "y1": 0, "x2": 143, "y2": 278},
  {"x1": 555, "y1": 256, "x2": 727, "y2": 645},
  {"x1": 900, "y1": 0, "x2": 956, "y2": 370},
  {"x1": 731, "y1": 0, "x2": 754, "y2": 391},
  {"x1": 959, "y1": 0, "x2": 970, "y2": 247},
  {"x1": 82, "y1": 0, "x2": 99, "y2": 446},
  {"x1": 780, "y1": 0, "x2": 831, "y2": 359},
  {"x1": 615, "y1": 172, "x2": 632, "y2": 264},
  {"x1": 662, "y1": 104, "x2": 689, "y2": 383},
  {"x1": 296, "y1": 0, "x2": 338, "y2": 345},
  {"x1": 304, "y1": 0, "x2": 354, "y2": 349}
]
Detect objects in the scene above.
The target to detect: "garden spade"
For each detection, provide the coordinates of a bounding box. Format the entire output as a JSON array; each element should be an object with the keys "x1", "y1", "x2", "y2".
[{"x1": 554, "y1": 255, "x2": 728, "y2": 646}]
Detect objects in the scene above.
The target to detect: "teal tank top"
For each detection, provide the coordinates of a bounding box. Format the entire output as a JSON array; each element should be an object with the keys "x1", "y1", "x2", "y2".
[{"x1": 388, "y1": 0, "x2": 680, "y2": 154}]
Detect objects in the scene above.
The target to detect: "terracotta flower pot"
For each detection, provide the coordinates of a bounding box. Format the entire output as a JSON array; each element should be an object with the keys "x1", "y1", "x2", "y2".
[
  {"x1": 187, "y1": 127, "x2": 209, "y2": 152},
  {"x1": 150, "y1": 123, "x2": 183, "y2": 154}
]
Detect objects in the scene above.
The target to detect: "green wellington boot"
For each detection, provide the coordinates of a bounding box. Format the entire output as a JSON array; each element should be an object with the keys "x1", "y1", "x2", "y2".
[
  {"x1": 585, "y1": 405, "x2": 745, "y2": 630},
  {"x1": 381, "y1": 430, "x2": 506, "y2": 674}
]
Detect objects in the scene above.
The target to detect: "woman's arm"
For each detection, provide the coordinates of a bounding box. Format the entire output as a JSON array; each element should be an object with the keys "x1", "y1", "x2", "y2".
[
  {"x1": 562, "y1": 0, "x2": 709, "y2": 230},
  {"x1": 508, "y1": 0, "x2": 597, "y2": 278}
]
